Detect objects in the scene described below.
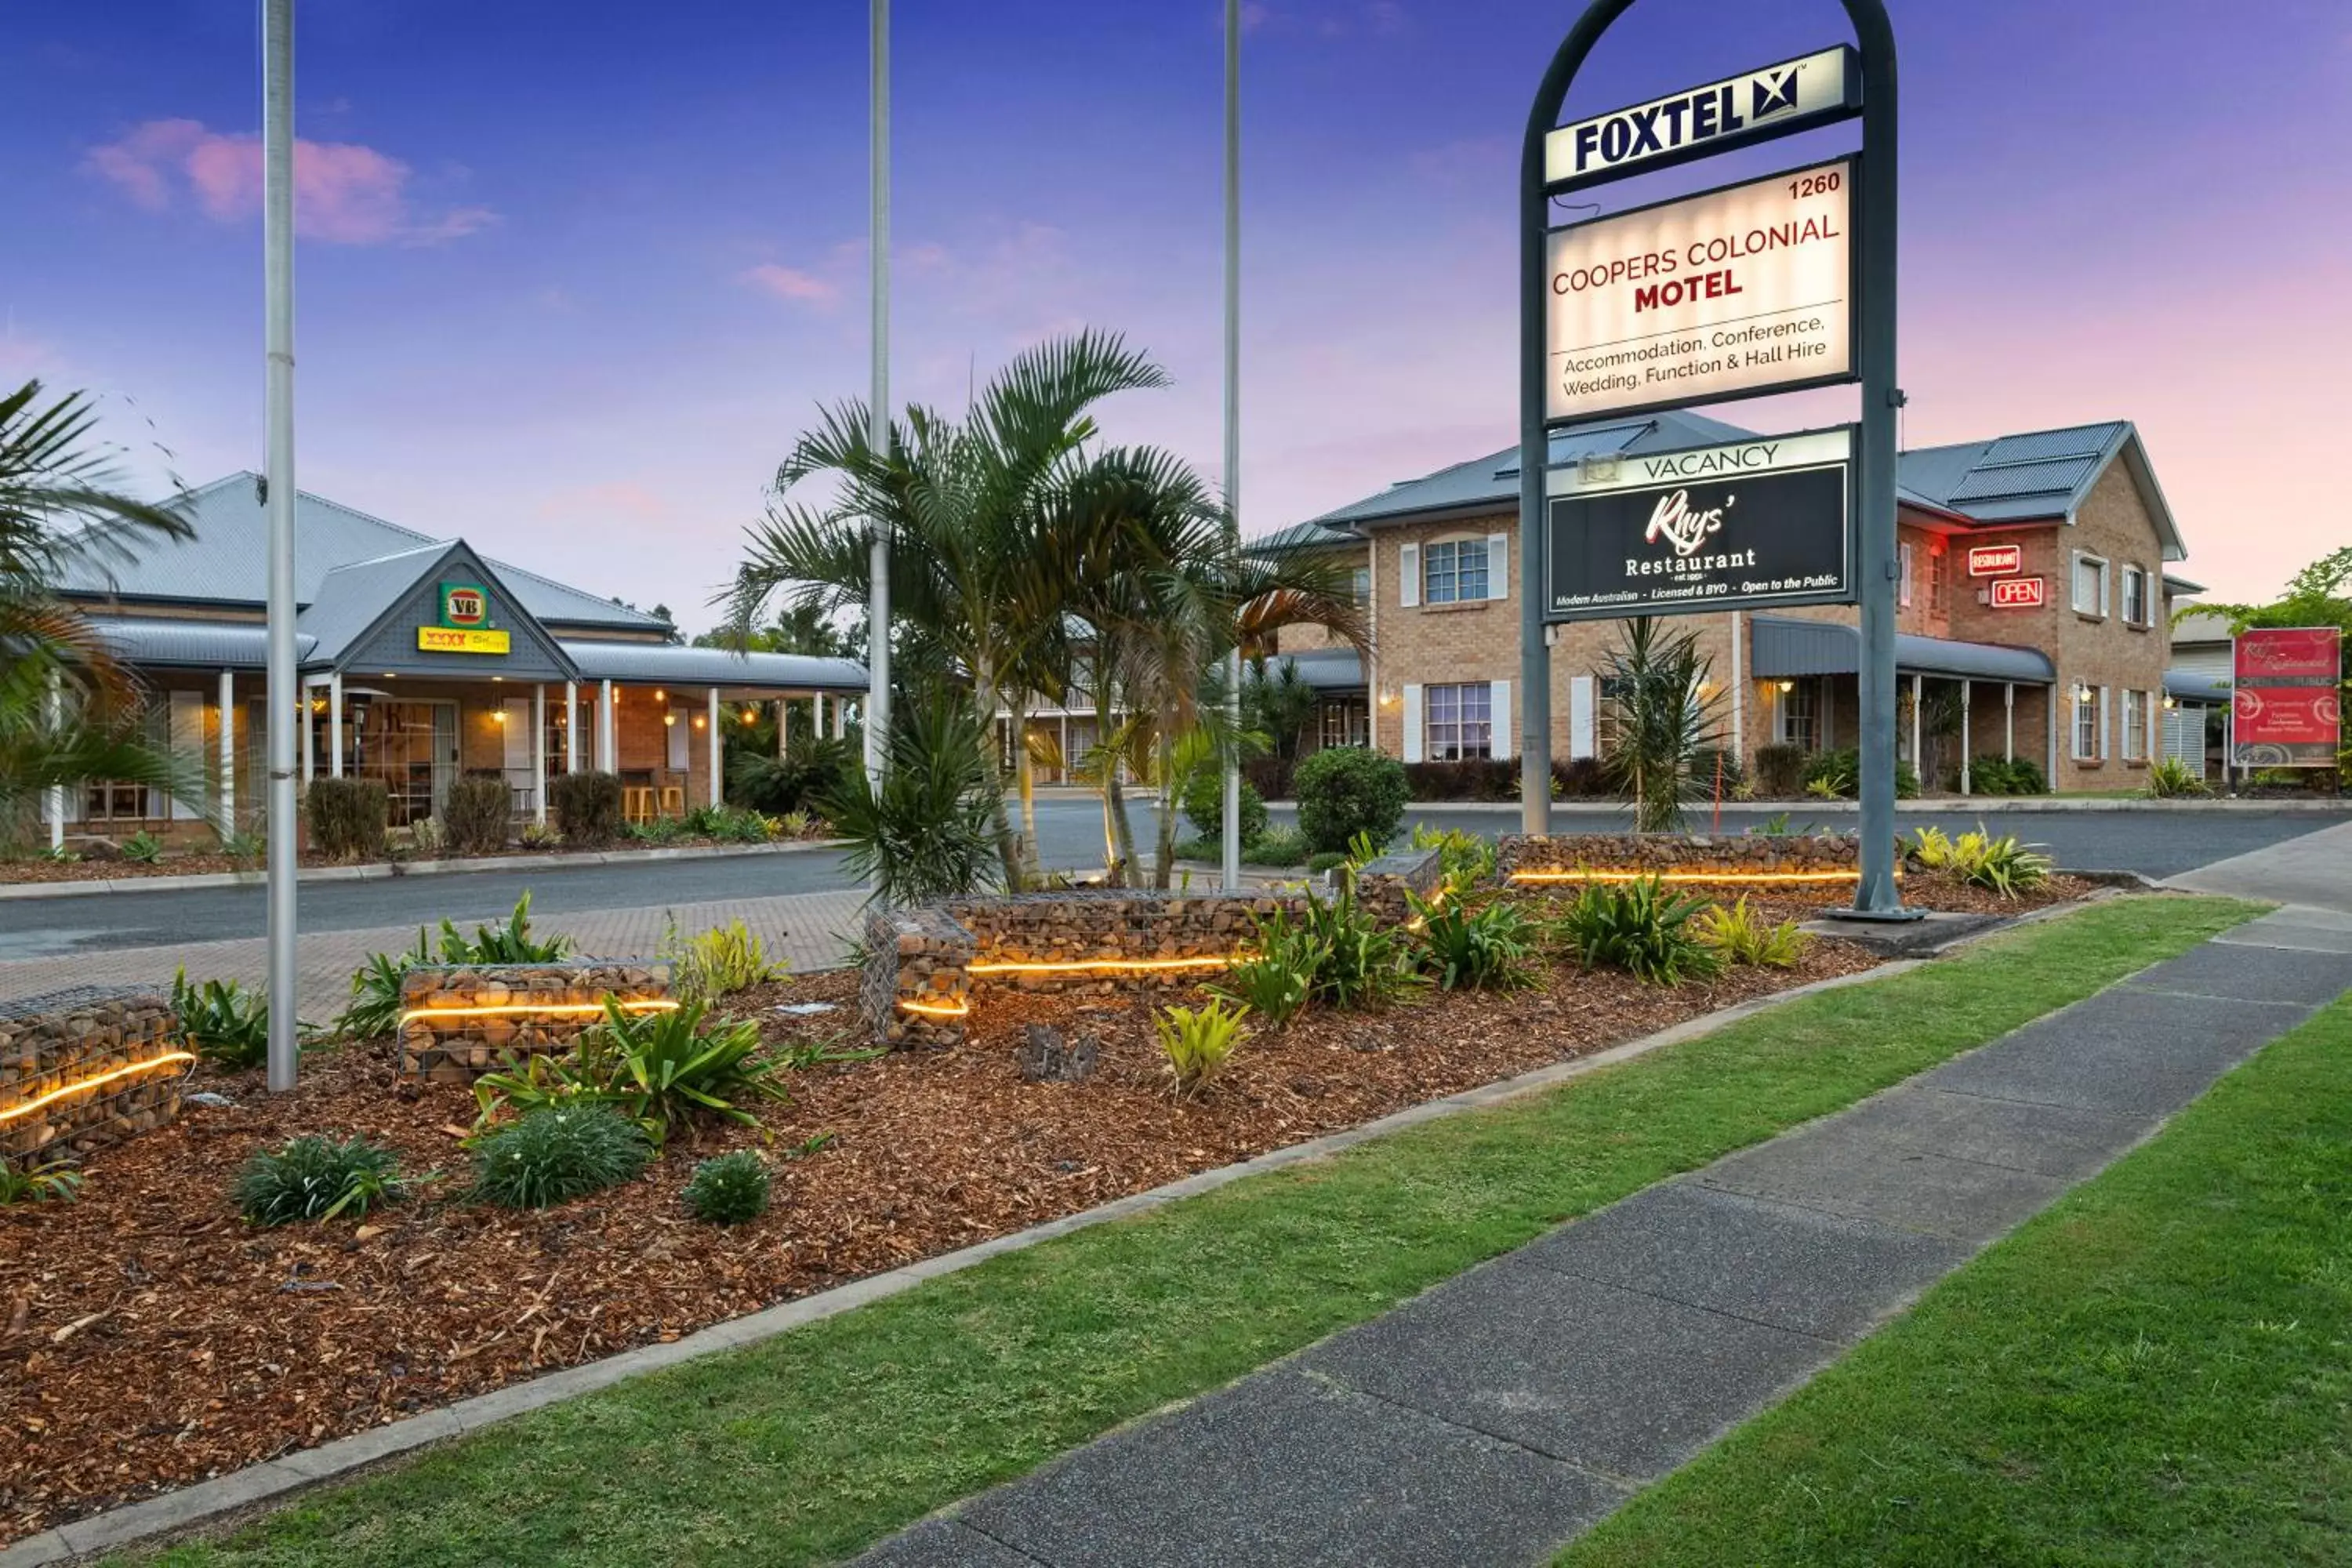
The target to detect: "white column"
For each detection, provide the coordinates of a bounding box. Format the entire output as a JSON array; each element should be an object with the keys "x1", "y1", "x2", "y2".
[
  {"x1": 1958, "y1": 680, "x2": 1972, "y2": 797},
  {"x1": 598, "y1": 680, "x2": 616, "y2": 772},
  {"x1": 1908, "y1": 672, "x2": 1923, "y2": 777},
  {"x1": 564, "y1": 681, "x2": 579, "y2": 774},
  {"x1": 328, "y1": 672, "x2": 344, "y2": 779},
  {"x1": 814, "y1": 694, "x2": 825, "y2": 743},
  {"x1": 2004, "y1": 683, "x2": 2015, "y2": 763},
  {"x1": 833, "y1": 697, "x2": 848, "y2": 740},
  {"x1": 777, "y1": 698, "x2": 789, "y2": 759},
  {"x1": 1060, "y1": 712, "x2": 1071, "y2": 784},
  {"x1": 706, "y1": 688, "x2": 722, "y2": 807},
  {"x1": 218, "y1": 669, "x2": 237, "y2": 829},
  {"x1": 300, "y1": 678, "x2": 314, "y2": 787},
  {"x1": 532, "y1": 684, "x2": 548, "y2": 825},
  {"x1": 44, "y1": 670, "x2": 65, "y2": 851},
  {"x1": 1728, "y1": 611, "x2": 1744, "y2": 763}
]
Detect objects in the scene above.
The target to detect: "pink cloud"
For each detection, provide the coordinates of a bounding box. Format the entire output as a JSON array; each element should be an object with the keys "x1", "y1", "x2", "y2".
[
  {"x1": 83, "y1": 118, "x2": 494, "y2": 246},
  {"x1": 738, "y1": 263, "x2": 840, "y2": 307}
]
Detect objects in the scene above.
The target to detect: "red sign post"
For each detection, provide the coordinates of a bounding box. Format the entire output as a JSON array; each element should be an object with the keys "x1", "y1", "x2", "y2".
[{"x1": 2233, "y1": 627, "x2": 2343, "y2": 768}]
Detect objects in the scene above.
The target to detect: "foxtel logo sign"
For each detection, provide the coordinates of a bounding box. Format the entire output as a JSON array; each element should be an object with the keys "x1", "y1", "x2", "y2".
[{"x1": 1547, "y1": 46, "x2": 1856, "y2": 185}]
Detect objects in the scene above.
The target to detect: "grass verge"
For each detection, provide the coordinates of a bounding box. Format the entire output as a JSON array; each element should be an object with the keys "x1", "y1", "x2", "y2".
[
  {"x1": 1560, "y1": 967, "x2": 2352, "y2": 1567},
  {"x1": 132, "y1": 895, "x2": 2256, "y2": 1567}
]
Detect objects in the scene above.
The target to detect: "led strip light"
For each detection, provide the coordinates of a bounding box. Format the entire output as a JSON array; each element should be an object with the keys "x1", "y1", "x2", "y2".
[
  {"x1": 895, "y1": 997, "x2": 971, "y2": 1018},
  {"x1": 0, "y1": 1051, "x2": 198, "y2": 1128},
  {"x1": 965, "y1": 955, "x2": 1236, "y2": 977},
  {"x1": 397, "y1": 998, "x2": 681, "y2": 1026},
  {"x1": 1507, "y1": 868, "x2": 1884, "y2": 886}
]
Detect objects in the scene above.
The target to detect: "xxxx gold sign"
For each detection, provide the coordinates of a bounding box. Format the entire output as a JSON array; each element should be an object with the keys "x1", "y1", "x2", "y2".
[{"x1": 417, "y1": 626, "x2": 511, "y2": 655}]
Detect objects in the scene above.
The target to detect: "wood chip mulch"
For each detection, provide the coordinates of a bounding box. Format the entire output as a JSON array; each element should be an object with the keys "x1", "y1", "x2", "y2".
[{"x1": 8, "y1": 880, "x2": 2077, "y2": 1546}]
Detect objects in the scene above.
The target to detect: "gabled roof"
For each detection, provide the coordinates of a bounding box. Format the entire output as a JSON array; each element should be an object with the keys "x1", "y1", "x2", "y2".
[
  {"x1": 1247, "y1": 520, "x2": 1361, "y2": 554},
  {"x1": 1896, "y1": 421, "x2": 2184, "y2": 561},
  {"x1": 56, "y1": 473, "x2": 670, "y2": 633}
]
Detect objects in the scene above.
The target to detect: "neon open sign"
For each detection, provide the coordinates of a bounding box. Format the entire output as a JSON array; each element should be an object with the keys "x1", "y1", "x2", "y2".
[{"x1": 1987, "y1": 576, "x2": 2044, "y2": 608}]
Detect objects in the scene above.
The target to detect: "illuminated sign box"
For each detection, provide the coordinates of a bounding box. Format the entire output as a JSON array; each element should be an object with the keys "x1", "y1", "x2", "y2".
[
  {"x1": 1987, "y1": 576, "x2": 2045, "y2": 608},
  {"x1": 418, "y1": 626, "x2": 511, "y2": 655},
  {"x1": 2234, "y1": 626, "x2": 2343, "y2": 768},
  {"x1": 1544, "y1": 46, "x2": 1860, "y2": 188},
  {"x1": 1967, "y1": 543, "x2": 2023, "y2": 577},
  {"x1": 1545, "y1": 157, "x2": 1856, "y2": 423}
]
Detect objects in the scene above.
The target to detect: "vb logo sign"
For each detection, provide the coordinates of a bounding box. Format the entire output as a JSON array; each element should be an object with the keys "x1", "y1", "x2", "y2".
[{"x1": 441, "y1": 583, "x2": 489, "y2": 628}]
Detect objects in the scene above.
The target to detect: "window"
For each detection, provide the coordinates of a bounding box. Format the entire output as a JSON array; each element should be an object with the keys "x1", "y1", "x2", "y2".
[
  {"x1": 82, "y1": 699, "x2": 171, "y2": 822},
  {"x1": 1773, "y1": 679, "x2": 1820, "y2": 751},
  {"x1": 2122, "y1": 689, "x2": 2145, "y2": 759},
  {"x1": 1425, "y1": 682, "x2": 1492, "y2": 760},
  {"x1": 1926, "y1": 546, "x2": 1946, "y2": 613},
  {"x1": 1350, "y1": 565, "x2": 1371, "y2": 608},
  {"x1": 2122, "y1": 565, "x2": 2147, "y2": 626},
  {"x1": 1898, "y1": 541, "x2": 1915, "y2": 608},
  {"x1": 2073, "y1": 554, "x2": 2109, "y2": 616},
  {"x1": 1423, "y1": 539, "x2": 1488, "y2": 604},
  {"x1": 2073, "y1": 686, "x2": 2100, "y2": 760},
  {"x1": 1319, "y1": 697, "x2": 1368, "y2": 750}
]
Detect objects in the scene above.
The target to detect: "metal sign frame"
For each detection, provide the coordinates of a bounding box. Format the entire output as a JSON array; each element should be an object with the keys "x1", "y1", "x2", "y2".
[
  {"x1": 1517, "y1": 0, "x2": 1909, "y2": 919},
  {"x1": 1546, "y1": 44, "x2": 1862, "y2": 193}
]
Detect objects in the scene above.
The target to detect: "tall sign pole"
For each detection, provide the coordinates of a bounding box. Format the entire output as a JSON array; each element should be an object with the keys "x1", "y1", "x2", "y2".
[
  {"x1": 261, "y1": 0, "x2": 300, "y2": 1090},
  {"x1": 865, "y1": 0, "x2": 892, "y2": 796},
  {"x1": 1219, "y1": 0, "x2": 1243, "y2": 894},
  {"x1": 1520, "y1": 0, "x2": 1907, "y2": 917}
]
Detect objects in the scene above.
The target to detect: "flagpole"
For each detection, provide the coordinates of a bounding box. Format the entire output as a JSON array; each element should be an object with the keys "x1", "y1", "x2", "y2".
[
  {"x1": 261, "y1": 0, "x2": 299, "y2": 1091},
  {"x1": 865, "y1": 0, "x2": 892, "y2": 807},
  {"x1": 1218, "y1": 0, "x2": 1243, "y2": 894}
]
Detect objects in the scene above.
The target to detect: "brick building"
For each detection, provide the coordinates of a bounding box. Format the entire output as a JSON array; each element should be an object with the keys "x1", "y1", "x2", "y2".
[{"x1": 1269, "y1": 413, "x2": 2196, "y2": 794}]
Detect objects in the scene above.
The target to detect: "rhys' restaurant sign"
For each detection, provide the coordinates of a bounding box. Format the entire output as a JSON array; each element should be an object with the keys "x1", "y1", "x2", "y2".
[{"x1": 1544, "y1": 428, "x2": 1853, "y2": 620}]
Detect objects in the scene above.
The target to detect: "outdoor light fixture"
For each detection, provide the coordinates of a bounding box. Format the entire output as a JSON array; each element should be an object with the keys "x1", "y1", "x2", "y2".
[
  {"x1": 492, "y1": 710, "x2": 506, "y2": 724},
  {"x1": 653, "y1": 689, "x2": 665, "y2": 701},
  {"x1": 2075, "y1": 684, "x2": 2094, "y2": 703},
  {"x1": 0, "y1": 1050, "x2": 197, "y2": 1131},
  {"x1": 742, "y1": 708, "x2": 758, "y2": 724},
  {"x1": 663, "y1": 713, "x2": 676, "y2": 728},
  {"x1": 693, "y1": 715, "x2": 706, "y2": 730},
  {"x1": 2163, "y1": 695, "x2": 2177, "y2": 710},
  {"x1": 1776, "y1": 680, "x2": 1795, "y2": 693}
]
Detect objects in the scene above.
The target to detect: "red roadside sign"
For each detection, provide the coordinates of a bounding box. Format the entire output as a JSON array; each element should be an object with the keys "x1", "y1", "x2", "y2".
[{"x1": 2233, "y1": 626, "x2": 2343, "y2": 768}]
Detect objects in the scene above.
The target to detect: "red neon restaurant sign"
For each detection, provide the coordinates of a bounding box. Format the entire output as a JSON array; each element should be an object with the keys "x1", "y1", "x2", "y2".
[
  {"x1": 1987, "y1": 575, "x2": 2044, "y2": 608},
  {"x1": 1966, "y1": 543, "x2": 2023, "y2": 577},
  {"x1": 2234, "y1": 626, "x2": 2343, "y2": 768}
]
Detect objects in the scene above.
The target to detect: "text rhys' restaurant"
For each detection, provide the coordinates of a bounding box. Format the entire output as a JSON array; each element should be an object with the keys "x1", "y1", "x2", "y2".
[{"x1": 49, "y1": 474, "x2": 866, "y2": 843}]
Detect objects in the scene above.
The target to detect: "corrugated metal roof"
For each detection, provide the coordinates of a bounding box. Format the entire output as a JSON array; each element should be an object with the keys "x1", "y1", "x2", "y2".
[
  {"x1": 1975, "y1": 423, "x2": 2125, "y2": 466},
  {"x1": 296, "y1": 544, "x2": 455, "y2": 666},
  {"x1": 1946, "y1": 455, "x2": 2104, "y2": 505},
  {"x1": 2164, "y1": 669, "x2": 2232, "y2": 704},
  {"x1": 1750, "y1": 615, "x2": 2054, "y2": 684},
  {"x1": 55, "y1": 474, "x2": 669, "y2": 633},
  {"x1": 560, "y1": 641, "x2": 866, "y2": 693},
  {"x1": 93, "y1": 617, "x2": 318, "y2": 669}
]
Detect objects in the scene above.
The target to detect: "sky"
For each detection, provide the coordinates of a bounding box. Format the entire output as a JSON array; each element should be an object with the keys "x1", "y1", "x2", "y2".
[{"x1": 5, "y1": 0, "x2": 2348, "y2": 634}]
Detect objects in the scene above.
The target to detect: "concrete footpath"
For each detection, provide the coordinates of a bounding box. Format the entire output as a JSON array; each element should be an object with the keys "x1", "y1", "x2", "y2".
[
  {"x1": 860, "y1": 906, "x2": 2352, "y2": 1568},
  {"x1": 2166, "y1": 816, "x2": 2352, "y2": 916}
]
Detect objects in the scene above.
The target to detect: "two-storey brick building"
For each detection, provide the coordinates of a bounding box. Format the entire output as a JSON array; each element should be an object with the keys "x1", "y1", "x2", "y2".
[{"x1": 1269, "y1": 412, "x2": 2195, "y2": 794}]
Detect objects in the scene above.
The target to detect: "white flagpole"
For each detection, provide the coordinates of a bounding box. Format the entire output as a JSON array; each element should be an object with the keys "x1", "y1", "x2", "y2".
[{"x1": 262, "y1": 0, "x2": 299, "y2": 1091}]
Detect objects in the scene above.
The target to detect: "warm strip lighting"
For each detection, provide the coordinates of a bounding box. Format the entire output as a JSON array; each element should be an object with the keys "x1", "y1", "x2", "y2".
[
  {"x1": 967, "y1": 954, "x2": 1236, "y2": 977},
  {"x1": 897, "y1": 997, "x2": 971, "y2": 1018},
  {"x1": 1508, "y1": 869, "x2": 1886, "y2": 886},
  {"x1": 397, "y1": 999, "x2": 680, "y2": 1025},
  {"x1": 1403, "y1": 884, "x2": 1451, "y2": 934},
  {"x1": 0, "y1": 1051, "x2": 197, "y2": 1128}
]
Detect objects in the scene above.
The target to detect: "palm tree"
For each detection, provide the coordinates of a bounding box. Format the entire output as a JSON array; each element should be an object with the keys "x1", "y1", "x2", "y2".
[
  {"x1": 1600, "y1": 615, "x2": 1722, "y2": 833},
  {"x1": 0, "y1": 381, "x2": 198, "y2": 838}
]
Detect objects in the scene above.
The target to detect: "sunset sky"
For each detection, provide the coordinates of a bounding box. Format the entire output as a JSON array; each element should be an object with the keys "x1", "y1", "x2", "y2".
[{"x1": 5, "y1": 0, "x2": 2347, "y2": 631}]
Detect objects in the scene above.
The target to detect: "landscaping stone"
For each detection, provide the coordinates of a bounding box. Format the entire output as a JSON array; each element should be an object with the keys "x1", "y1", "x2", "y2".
[
  {"x1": 1497, "y1": 831, "x2": 1864, "y2": 881},
  {"x1": 0, "y1": 985, "x2": 183, "y2": 1160},
  {"x1": 395, "y1": 960, "x2": 670, "y2": 1083}
]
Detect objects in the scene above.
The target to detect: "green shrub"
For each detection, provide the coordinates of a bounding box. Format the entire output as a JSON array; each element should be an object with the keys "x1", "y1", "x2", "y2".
[
  {"x1": 1697, "y1": 895, "x2": 1809, "y2": 967},
  {"x1": 1305, "y1": 850, "x2": 1348, "y2": 874},
  {"x1": 663, "y1": 917, "x2": 788, "y2": 1006},
  {"x1": 1552, "y1": 878, "x2": 1723, "y2": 985},
  {"x1": 305, "y1": 777, "x2": 390, "y2": 858},
  {"x1": 1802, "y1": 746, "x2": 1918, "y2": 800},
  {"x1": 1967, "y1": 755, "x2": 2050, "y2": 796},
  {"x1": 470, "y1": 1106, "x2": 649, "y2": 1209},
  {"x1": 1294, "y1": 746, "x2": 1410, "y2": 855},
  {"x1": 1687, "y1": 746, "x2": 1746, "y2": 797},
  {"x1": 1241, "y1": 824, "x2": 1310, "y2": 866},
  {"x1": 1212, "y1": 906, "x2": 1327, "y2": 1029},
  {"x1": 1753, "y1": 742, "x2": 1809, "y2": 798},
  {"x1": 1409, "y1": 822, "x2": 1497, "y2": 884},
  {"x1": 1155, "y1": 997, "x2": 1250, "y2": 1098},
  {"x1": 333, "y1": 893, "x2": 568, "y2": 1038},
  {"x1": 172, "y1": 967, "x2": 271, "y2": 1069},
  {"x1": 1549, "y1": 757, "x2": 1613, "y2": 799},
  {"x1": 820, "y1": 691, "x2": 1001, "y2": 905},
  {"x1": 2144, "y1": 756, "x2": 2209, "y2": 798},
  {"x1": 442, "y1": 775, "x2": 512, "y2": 856},
  {"x1": 1409, "y1": 891, "x2": 1534, "y2": 991},
  {"x1": 120, "y1": 829, "x2": 165, "y2": 864},
  {"x1": 730, "y1": 738, "x2": 854, "y2": 816},
  {"x1": 549, "y1": 770, "x2": 625, "y2": 848},
  {"x1": 1403, "y1": 759, "x2": 1518, "y2": 802},
  {"x1": 1181, "y1": 768, "x2": 1270, "y2": 847},
  {"x1": 1297, "y1": 870, "x2": 1421, "y2": 1009},
  {"x1": 474, "y1": 997, "x2": 786, "y2": 1149},
  {"x1": 232, "y1": 1135, "x2": 412, "y2": 1225},
  {"x1": 682, "y1": 1150, "x2": 771, "y2": 1225},
  {"x1": 1907, "y1": 824, "x2": 2053, "y2": 898},
  {"x1": 0, "y1": 1154, "x2": 82, "y2": 1205}
]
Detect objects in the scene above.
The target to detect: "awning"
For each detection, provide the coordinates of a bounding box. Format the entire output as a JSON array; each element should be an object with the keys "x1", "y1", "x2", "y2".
[
  {"x1": 1749, "y1": 616, "x2": 2054, "y2": 684},
  {"x1": 2164, "y1": 669, "x2": 2231, "y2": 705},
  {"x1": 559, "y1": 640, "x2": 868, "y2": 695}
]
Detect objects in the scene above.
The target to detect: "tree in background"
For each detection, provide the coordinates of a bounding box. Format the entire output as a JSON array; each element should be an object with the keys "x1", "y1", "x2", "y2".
[
  {"x1": 1601, "y1": 615, "x2": 1724, "y2": 833},
  {"x1": 0, "y1": 381, "x2": 201, "y2": 843}
]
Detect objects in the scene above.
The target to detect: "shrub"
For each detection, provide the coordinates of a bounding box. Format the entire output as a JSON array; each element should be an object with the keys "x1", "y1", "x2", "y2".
[
  {"x1": 232, "y1": 1135, "x2": 411, "y2": 1225},
  {"x1": 820, "y1": 691, "x2": 1002, "y2": 905},
  {"x1": 1697, "y1": 895, "x2": 1809, "y2": 967},
  {"x1": 1305, "y1": 850, "x2": 1348, "y2": 874},
  {"x1": 1295, "y1": 746, "x2": 1410, "y2": 855},
  {"x1": 336, "y1": 939, "x2": 427, "y2": 1040},
  {"x1": 519, "y1": 820, "x2": 561, "y2": 849},
  {"x1": 549, "y1": 770, "x2": 625, "y2": 848},
  {"x1": 1602, "y1": 617, "x2": 1723, "y2": 833},
  {"x1": 1181, "y1": 768, "x2": 1270, "y2": 847},
  {"x1": 682, "y1": 1150, "x2": 771, "y2": 1225},
  {"x1": 1753, "y1": 742, "x2": 1809, "y2": 799},
  {"x1": 1212, "y1": 906, "x2": 1327, "y2": 1029},
  {"x1": 406, "y1": 815, "x2": 447, "y2": 858},
  {"x1": 305, "y1": 777, "x2": 389, "y2": 859},
  {"x1": 0, "y1": 1154, "x2": 82, "y2": 1205},
  {"x1": 1297, "y1": 869, "x2": 1421, "y2": 1009},
  {"x1": 1155, "y1": 997, "x2": 1250, "y2": 1098},
  {"x1": 470, "y1": 1105, "x2": 649, "y2": 1208},
  {"x1": 1907, "y1": 824, "x2": 2053, "y2": 898},
  {"x1": 1802, "y1": 747, "x2": 1919, "y2": 800},
  {"x1": 1687, "y1": 746, "x2": 1746, "y2": 797},
  {"x1": 334, "y1": 893, "x2": 569, "y2": 1038},
  {"x1": 1409, "y1": 891, "x2": 1534, "y2": 991},
  {"x1": 1967, "y1": 755, "x2": 2050, "y2": 797},
  {"x1": 1241, "y1": 824, "x2": 1310, "y2": 867},
  {"x1": 120, "y1": 829, "x2": 165, "y2": 865},
  {"x1": 1410, "y1": 822, "x2": 1497, "y2": 884},
  {"x1": 441, "y1": 775, "x2": 512, "y2": 856},
  {"x1": 2144, "y1": 756, "x2": 2209, "y2": 798},
  {"x1": 172, "y1": 967, "x2": 270, "y2": 1069},
  {"x1": 1549, "y1": 757, "x2": 1614, "y2": 800},
  {"x1": 664, "y1": 916, "x2": 788, "y2": 1006},
  {"x1": 730, "y1": 738, "x2": 855, "y2": 817},
  {"x1": 1551, "y1": 878, "x2": 1723, "y2": 985},
  {"x1": 474, "y1": 997, "x2": 786, "y2": 1149},
  {"x1": 1403, "y1": 759, "x2": 1516, "y2": 802},
  {"x1": 443, "y1": 891, "x2": 572, "y2": 965}
]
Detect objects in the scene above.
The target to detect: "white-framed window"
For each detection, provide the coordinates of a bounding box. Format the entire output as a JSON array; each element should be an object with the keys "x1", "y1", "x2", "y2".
[
  {"x1": 1926, "y1": 546, "x2": 1945, "y2": 613},
  {"x1": 1898, "y1": 541, "x2": 1915, "y2": 608},
  {"x1": 1350, "y1": 564, "x2": 1371, "y2": 608},
  {"x1": 1773, "y1": 679, "x2": 1820, "y2": 751},
  {"x1": 1423, "y1": 539, "x2": 1488, "y2": 604},
  {"x1": 2073, "y1": 553, "x2": 2110, "y2": 617},
  {"x1": 2073, "y1": 686, "x2": 2100, "y2": 760},
  {"x1": 1319, "y1": 697, "x2": 1368, "y2": 750},
  {"x1": 1425, "y1": 682, "x2": 1492, "y2": 760},
  {"x1": 2122, "y1": 688, "x2": 2145, "y2": 759},
  {"x1": 2122, "y1": 564, "x2": 2147, "y2": 626}
]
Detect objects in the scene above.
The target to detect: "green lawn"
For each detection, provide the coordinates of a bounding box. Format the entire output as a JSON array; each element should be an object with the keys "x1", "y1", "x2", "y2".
[
  {"x1": 132, "y1": 897, "x2": 2256, "y2": 1568},
  {"x1": 1562, "y1": 985, "x2": 2352, "y2": 1566}
]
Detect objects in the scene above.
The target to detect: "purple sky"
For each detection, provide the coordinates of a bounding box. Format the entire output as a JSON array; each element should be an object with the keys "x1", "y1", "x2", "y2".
[{"x1": 5, "y1": 0, "x2": 2347, "y2": 631}]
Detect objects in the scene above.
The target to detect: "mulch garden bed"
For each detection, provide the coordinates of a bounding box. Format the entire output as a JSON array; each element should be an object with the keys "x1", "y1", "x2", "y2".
[
  {"x1": 0, "y1": 833, "x2": 836, "y2": 887},
  {"x1": 0, "y1": 873, "x2": 2067, "y2": 1544}
]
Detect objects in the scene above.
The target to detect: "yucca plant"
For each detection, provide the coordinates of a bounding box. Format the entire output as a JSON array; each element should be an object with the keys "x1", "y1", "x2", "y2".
[
  {"x1": 1599, "y1": 616, "x2": 1724, "y2": 833},
  {"x1": 1156, "y1": 996, "x2": 1250, "y2": 1098},
  {"x1": 1407, "y1": 890, "x2": 1536, "y2": 992},
  {"x1": 475, "y1": 998, "x2": 786, "y2": 1149},
  {"x1": 1696, "y1": 895, "x2": 1810, "y2": 968},
  {"x1": 0, "y1": 1153, "x2": 83, "y2": 1205},
  {"x1": 1551, "y1": 877, "x2": 1724, "y2": 985}
]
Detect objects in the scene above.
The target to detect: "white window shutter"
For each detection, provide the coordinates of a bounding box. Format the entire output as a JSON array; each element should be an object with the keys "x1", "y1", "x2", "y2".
[
  {"x1": 1570, "y1": 675, "x2": 1596, "y2": 760},
  {"x1": 1486, "y1": 533, "x2": 1508, "y2": 601},
  {"x1": 1490, "y1": 679, "x2": 1513, "y2": 760},
  {"x1": 503, "y1": 699, "x2": 532, "y2": 771},
  {"x1": 1399, "y1": 543, "x2": 1420, "y2": 608},
  {"x1": 1402, "y1": 684, "x2": 1425, "y2": 763},
  {"x1": 169, "y1": 688, "x2": 204, "y2": 819},
  {"x1": 2100, "y1": 685, "x2": 2112, "y2": 760},
  {"x1": 2098, "y1": 564, "x2": 2110, "y2": 617}
]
